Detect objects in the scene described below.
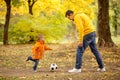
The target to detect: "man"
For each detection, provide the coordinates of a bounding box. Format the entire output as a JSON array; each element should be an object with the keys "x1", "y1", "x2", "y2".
[{"x1": 65, "y1": 10, "x2": 105, "y2": 73}]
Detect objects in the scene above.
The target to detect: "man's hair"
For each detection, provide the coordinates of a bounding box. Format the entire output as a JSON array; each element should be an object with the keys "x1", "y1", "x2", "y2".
[{"x1": 65, "y1": 10, "x2": 74, "y2": 17}]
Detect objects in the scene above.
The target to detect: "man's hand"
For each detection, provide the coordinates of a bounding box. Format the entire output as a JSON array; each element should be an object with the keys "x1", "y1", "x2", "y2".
[{"x1": 79, "y1": 42, "x2": 83, "y2": 47}]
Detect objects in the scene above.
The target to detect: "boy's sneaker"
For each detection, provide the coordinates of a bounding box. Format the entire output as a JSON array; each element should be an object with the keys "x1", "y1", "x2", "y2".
[
  {"x1": 68, "y1": 68, "x2": 81, "y2": 73},
  {"x1": 26, "y1": 59, "x2": 29, "y2": 61},
  {"x1": 26, "y1": 57, "x2": 29, "y2": 61},
  {"x1": 34, "y1": 70, "x2": 37, "y2": 72},
  {"x1": 97, "y1": 67, "x2": 106, "y2": 72}
]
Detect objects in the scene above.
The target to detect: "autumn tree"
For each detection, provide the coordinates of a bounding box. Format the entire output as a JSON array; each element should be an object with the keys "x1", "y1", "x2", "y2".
[
  {"x1": 1, "y1": 0, "x2": 96, "y2": 44},
  {"x1": 3, "y1": 0, "x2": 11, "y2": 45},
  {"x1": 3, "y1": 0, "x2": 20, "y2": 45},
  {"x1": 110, "y1": 0, "x2": 120, "y2": 37},
  {"x1": 97, "y1": 0, "x2": 115, "y2": 47},
  {"x1": 28, "y1": 0, "x2": 37, "y2": 15}
]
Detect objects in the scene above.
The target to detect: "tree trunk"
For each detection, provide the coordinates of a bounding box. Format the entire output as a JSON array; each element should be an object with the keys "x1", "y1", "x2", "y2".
[
  {"x1": 28, "y1": 2, "x2": 33, "y2": 15},
  {"x1": 3, "y1": 0, "x2": 11, "y2": 45},
  {"x1": 97, "y1": 0, "x2": 115, "y2": 47},
  {"x1": 28, "y1": 0, "x2": 37, "y2": 15}
]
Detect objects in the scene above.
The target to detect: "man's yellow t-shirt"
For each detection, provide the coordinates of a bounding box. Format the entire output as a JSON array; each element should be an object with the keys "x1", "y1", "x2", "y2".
[{"x1": 74, "y1": 13, "x2": 95, "y2": 42}]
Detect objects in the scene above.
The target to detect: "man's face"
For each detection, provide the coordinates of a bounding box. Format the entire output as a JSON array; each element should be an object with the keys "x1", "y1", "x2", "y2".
[{"x1": 67, "y1": 13, "x2": 74, "y2": 21}]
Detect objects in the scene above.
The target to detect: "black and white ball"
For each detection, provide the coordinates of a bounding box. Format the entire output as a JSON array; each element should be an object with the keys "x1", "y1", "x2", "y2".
[{"x1": 50, "y1": 63, "x2": 58, "y2": 71}]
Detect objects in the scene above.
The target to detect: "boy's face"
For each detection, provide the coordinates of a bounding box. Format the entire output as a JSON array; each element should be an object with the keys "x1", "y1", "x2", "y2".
[
  {"x1": 41, "y1": 36, "x2": 44, "y2": 41},
  {"x1": 38, "y1": 35, "x2": 44, "y2": 41},
  {"x1": 67, "y1": 13, "x2": 74, "y2": 21}
]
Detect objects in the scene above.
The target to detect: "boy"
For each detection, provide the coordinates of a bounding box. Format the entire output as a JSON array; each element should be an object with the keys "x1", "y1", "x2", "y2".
[{"x1": 26, "y1": 34, "x2": 52, "y2": 72}]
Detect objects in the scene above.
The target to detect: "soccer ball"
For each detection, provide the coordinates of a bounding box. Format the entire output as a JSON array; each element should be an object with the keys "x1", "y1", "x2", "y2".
[{"x1": 50, "y1": 63, "x2": 58, "y2": 71}]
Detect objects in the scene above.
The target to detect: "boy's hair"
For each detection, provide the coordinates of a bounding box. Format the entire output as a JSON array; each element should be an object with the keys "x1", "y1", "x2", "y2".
[
  {"x1": 37, "y1": 34, "x2": 44, "y2": 41},
  {"x1": 65, "y1": 10, "x2": 74, "y2": 17}
]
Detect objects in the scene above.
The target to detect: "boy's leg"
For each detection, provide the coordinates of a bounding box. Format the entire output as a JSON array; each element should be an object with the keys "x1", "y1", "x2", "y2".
[
  {"x1": 33, "y1": 60, "x2": 39, "y2": 71},
  {"x1": 26, "y1": 56, "x2": 35, "y2": 62}
]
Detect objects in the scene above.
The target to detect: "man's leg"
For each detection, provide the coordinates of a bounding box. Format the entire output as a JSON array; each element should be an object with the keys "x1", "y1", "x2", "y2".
[
  {"x1": 68, "y1": 32, "x2": 97, "y2": 72},
  {"x1": 75, "y1": 46, "x2": 84, "y2": 69},
  {"x1": 75, "y1": 32, "x2": 96, "y2": 69},
  {"x1": 89, "y1": 37, "x2": 104, "y2": 69},
  {"x1": 68, "y1": 37, "x2": 90, "y2": 73}
]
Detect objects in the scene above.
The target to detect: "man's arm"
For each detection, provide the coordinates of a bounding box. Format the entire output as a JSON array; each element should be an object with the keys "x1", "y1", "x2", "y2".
[{"x1": 74, "y1": 15, "x2": 84, "y2": 47}]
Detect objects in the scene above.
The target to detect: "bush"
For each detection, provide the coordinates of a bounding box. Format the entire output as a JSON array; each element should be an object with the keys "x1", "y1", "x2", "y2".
[{"x1": 8, "y1": 14, "x2": 67, "y2": 44}]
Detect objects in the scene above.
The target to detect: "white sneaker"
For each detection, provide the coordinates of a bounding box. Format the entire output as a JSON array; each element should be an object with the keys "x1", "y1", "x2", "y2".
[
  {"x1": 34, "y1": 70, "x2": 37, "y2": 72},
  {"x1": 68, "y1": 68, "x2": 81, "y2": 73},
  {"x1": 97, "y1": 67, "x2": 106, "y2": 72}
]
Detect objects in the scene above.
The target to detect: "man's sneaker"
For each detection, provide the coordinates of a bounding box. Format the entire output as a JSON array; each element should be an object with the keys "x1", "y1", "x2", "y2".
[
  {"x1": 97, "y1": 67, "x2": 106, "y2": 72},
  {"x1": 68, "y1": 68, "x2": 81, "y2": 73}
]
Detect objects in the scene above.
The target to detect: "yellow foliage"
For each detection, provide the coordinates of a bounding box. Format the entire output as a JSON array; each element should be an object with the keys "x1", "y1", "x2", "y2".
[
  {"x1": 86, "y1": 0, "x2": 94, "y2": 3},
  {"x1": 12, "y1": 1, "x2": 28, "y2": 15},
  {"x1": 32, "y1": 0, "x2": 95, "y2": 20},
  {"x1": 0, "y1": 0, "x2": 6, "y2": 18},
  {"x1": 0, "y1": 0, "x2": 95, "y2": 20}
]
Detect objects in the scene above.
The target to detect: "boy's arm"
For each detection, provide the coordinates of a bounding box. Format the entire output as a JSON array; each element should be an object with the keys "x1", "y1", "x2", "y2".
[{"x1": 44, "y1": 45, "x2": 52, "y2": 50}]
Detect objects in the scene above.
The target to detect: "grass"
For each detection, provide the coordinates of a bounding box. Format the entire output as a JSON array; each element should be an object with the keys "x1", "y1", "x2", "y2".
[
  {"x1": 0, "y1": 43, "x2": 120, "y2": 80},
  {"x1": 111, "y1": 35, "x2": 120, "y2": 44}
]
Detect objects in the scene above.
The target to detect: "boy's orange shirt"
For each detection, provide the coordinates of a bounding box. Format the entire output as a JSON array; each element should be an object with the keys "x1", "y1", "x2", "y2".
[{"x1": 32, "y1": 40, "x2": 52, "y2": 59}]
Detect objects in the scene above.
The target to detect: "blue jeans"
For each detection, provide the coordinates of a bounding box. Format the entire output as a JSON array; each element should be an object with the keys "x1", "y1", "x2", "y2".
[
  {"x1": 27, "y1": 56, "x2": 39, "y2": 71},
  {"x1": 75, "y1": 32, "x2": 104, "y2": 69}
]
